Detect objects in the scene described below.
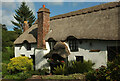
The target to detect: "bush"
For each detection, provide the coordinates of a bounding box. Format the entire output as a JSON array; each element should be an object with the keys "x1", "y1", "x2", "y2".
[
  {"x1": 67, "y1": 60, "x2": 94, "y2": 74},
  {"x1": 4, "y1": 72, "x2": 32, "y2": 80},
  {"x1": 2, "y1": 63, "x2": 10, "y2": 77},
  {"x1": 86, "y1": 55, "x2": 120, "y2": 81},
  {"x1": 2, "y1": 47, "x2": 14, "y2": 64},
  {"x1": 53, "y1": 64, "x2": 67, "y2": 75},
  {"x1": 28, "y1": 68, "x2": 48, "y2": 75},
  {"x1": 107, "y1": 54, "x2": 120, "y2": 80},
  {"x1": 86, "y1": 65, "x2": 110, "y2": 81},
  {"x1": 53, "y1": 60, "x2": 94, "y2": 75},
  {"x1": 7, "y1": 56, "x2": 33, "y2": 74}
]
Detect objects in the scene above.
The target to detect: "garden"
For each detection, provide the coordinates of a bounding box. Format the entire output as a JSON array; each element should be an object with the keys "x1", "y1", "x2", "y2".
[{"x1": 2, "y1": 54, "x2": 120, "y2": 80}]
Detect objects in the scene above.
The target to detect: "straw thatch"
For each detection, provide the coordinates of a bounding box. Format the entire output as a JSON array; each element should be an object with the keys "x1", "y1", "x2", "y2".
[
  {"x1": 14, "y1": 2, "x2": 120, "y2": 44},
  {"x1": 14, "y1": 24, "x2": 38, "y2": 44},
  {"x1": 44, "y1": 42, "x2": 70, "y2": 58},
  {"x1": 45, "y1": 2, "x2": 120, "y2": 41},
  {"x1": 50, "y1": 2, "x2": 120, "y2": 20}
]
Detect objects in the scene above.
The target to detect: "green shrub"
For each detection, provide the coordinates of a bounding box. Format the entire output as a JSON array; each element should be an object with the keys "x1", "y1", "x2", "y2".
[
  {"x1": 53, "y1": 64, "x2": 67, "y2": 75},
  {"x1": 4, "y1": 72, "x2": 32, "y2": 80},
  {"x1": 7, "y1": 56, "x2": 33, "y2": 74},
  {"x1": 86, "y1": 65, "x2": 110, "y2": 81},
  {"x1": 4, "y1": 74, "x2": 21, "y2": 79},
  {"x1": 53, "y1": 60, "x2": 94, "y2": 75},
  {"x1": 2, "y1": 63, "x2": 10, "y2": 77},
  {"x1": 86, "y1": 55, "x2": 120, "y2": 81},
  {"x1": 85, "y1": 70, "x2": 97, "y2": 81},
  {"x1": 68, "y1": 60, "x2": 94, "y2": 74},
  {"x1": 2, "y1": 47, "x2": 14, "y2": 64},
  {"x1": 107, "y1": 54, "x2": 120, "y2": 80}
]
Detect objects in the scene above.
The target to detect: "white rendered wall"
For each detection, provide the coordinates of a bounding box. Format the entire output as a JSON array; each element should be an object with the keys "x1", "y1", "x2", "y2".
[
  {"x1": 66, "y1": 40, "x2": 120, "y2": 69},
  {"x1": 35, "y1": 42, "x2": 50, "y2": 70},
  {"x1": 14, "y1": 40, "x2": 120, "y2": 69},
  {"x1": 15, "y1": 43, "x2": 36, "y2": 58}
]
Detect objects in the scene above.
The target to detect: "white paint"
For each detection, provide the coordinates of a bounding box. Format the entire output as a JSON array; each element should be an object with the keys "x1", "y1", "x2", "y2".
[
  {"x1": 15, "y1": 42, "x2": 50, "y2": 70},
  {"x1": 66, "y1": 40, "x2": 120, "y2": 69},
  {"x1": 35, "y1": 42, "x2": 50, "y2": 70},
  {"x1": 15, "y1": 43, "x2": 36, "y2": 58},
  {"x1": 14, "y1": 40, "x2": 120, "y2": 70}
]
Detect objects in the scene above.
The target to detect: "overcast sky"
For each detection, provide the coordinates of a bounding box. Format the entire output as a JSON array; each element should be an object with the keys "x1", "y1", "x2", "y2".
[{"x1": 1, "y1": 0, "x2": 117, "y2": 31}]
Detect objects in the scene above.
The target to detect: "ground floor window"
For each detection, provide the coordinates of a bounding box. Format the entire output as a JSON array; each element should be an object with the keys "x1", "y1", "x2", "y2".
[
  {"x1": 76, "y1": 56, "x2": 83, "y2": 63},
  {"x1": 21, "y1": 54, "x2": 25, "y2": 56}
]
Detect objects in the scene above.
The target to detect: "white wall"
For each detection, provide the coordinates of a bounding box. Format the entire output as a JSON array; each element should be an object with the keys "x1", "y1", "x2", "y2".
[
  {"x1": 15, "y1": 42, "x2": 50, "y2": 70},
  {"x1": 15, "y1": 43, "x2": 36, "y2": 58},
  {"x1": 14, "y1": 40, "x2": 120, "y2": 69},
  {"x1": 35, "y1": 42, "x2": 50, "y2": 70},
  {"x1": 66, "y1": 40, "x2": 120, "y2": 69}
]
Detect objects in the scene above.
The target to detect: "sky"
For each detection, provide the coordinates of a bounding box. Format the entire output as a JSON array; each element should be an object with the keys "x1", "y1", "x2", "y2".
[{"x1": 1, "y1": 0, "x2": 118, "y2": 31}]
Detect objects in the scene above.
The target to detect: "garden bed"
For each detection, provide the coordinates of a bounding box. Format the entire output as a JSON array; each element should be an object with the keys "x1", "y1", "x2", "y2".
[{"x1": 28, "y1": 73, "x2": 85, "y2": 80}]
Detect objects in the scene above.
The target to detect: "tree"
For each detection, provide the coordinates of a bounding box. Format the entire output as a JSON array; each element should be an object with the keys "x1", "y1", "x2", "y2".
[{"x1": 11, "y1": 2, "x2": 36, "y2": 32}]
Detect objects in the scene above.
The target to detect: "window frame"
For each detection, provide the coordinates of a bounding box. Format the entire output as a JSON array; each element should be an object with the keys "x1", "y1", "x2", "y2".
[
  {"x1": 68, "y1": 37, "x2": 78, "y2": 52},
  {"x1": 26, "y1": 42, "x2": 31, "y2": 50},
  {"x1": 76, "y1": 56, "x2": 83, "y2": 63},
  {"x1": 48, "y1": 39, "x2": 56, "y2": 50}
]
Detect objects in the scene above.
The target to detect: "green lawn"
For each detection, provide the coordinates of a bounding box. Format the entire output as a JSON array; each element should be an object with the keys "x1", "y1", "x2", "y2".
[{"x1": 31, "y1": 73, "x2": 85, "y2": 80}]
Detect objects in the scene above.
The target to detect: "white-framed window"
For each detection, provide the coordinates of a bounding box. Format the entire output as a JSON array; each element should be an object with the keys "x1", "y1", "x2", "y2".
[
  {"x1": 68, "y1": 37, "x2": 78, "y2": 52},
  {"x1": 48, "y1": 38, "x2": 56, "y2": 50}
]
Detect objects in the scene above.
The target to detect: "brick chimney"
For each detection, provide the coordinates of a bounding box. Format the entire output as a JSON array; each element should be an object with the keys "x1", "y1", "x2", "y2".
[
  {"x1": 23, "y1": 21, "x2": 29, "y2": 32},
  {"x1": 37, "y1": 5, "x2": 50, "y2": 49}
]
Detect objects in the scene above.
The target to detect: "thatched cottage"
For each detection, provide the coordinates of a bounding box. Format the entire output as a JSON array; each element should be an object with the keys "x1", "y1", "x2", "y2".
[{"x1": 14, "y1": 2, "x2": 120, "y2": 70}]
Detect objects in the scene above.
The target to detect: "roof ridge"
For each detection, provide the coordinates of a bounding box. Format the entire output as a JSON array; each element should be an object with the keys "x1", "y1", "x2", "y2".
[{"x1": 50, "y1": 2, "x2": 120, "y2": 20}]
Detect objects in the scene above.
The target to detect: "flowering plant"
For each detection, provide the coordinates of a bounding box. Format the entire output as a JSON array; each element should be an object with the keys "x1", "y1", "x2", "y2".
[
  {"x1": 61, "y1": 61, "x2": 65, "y2": 63},
  {"x1": 47, "y1": 58, "x2": 65, "y2": 64},
  {"x1": 47, "y1": 58, "x2": 53, "y2": 63}
]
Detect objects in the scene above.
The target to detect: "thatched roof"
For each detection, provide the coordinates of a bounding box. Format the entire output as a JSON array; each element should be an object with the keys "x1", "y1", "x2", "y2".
[
  {"x1": 44, "y1": 42, "x2": 70, "y2": 58},
  {"x1": 14, "y1": 24, "x2": 38, "y2": 44},
  {"x1": 14, "y1": 2, "x2": 120, "y2": 44},
  {"x1": 45, "y1": 2, "x2": 120, "y2": 41},
  {"x1": 50, "y1": 2, "x2": 120, "y2": 20}
]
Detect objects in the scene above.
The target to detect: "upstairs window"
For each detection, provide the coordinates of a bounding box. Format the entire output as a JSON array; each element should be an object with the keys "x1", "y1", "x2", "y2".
[
  {"x1": 27, "y1": 43, "x2": 31, "y2": 50},
  {"x1": 68, "y1": 36, "x2": 78, "y2": 52},
  {"x1": 24, "y1": 40, "x2": 31, "y2": 50},
  {"x1": 48, "y1": 38, "x2": 56, "y2": 50}
]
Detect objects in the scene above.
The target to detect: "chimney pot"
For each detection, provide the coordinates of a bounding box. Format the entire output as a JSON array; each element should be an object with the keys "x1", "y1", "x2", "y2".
[
  {"x1": 23, "y1": 21, "x2": 29, "y2": 32},
  {"x1": 43, "y1": 5, "x2": 45, "y2": 8},
  {"x1": 24, "y1": 21, "x2": 27, "y2": 24}
]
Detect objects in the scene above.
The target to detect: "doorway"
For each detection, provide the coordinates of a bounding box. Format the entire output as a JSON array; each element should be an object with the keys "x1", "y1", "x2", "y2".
[
  {"x1": 31, "y1": 55, "x2": 35, "y2": 70},
  {"x1": 107, "y1": 46, "x2": 120, "y2": 61}
]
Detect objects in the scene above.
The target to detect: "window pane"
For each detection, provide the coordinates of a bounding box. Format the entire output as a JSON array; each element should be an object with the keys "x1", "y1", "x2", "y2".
[{"x1": 69, "y1": 39, "x2": 78, "y2": 52}]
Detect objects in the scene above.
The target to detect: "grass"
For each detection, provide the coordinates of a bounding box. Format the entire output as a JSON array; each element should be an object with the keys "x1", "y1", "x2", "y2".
[{"x1": 33, "y1": 73, "x2": 85, "y2": 80}]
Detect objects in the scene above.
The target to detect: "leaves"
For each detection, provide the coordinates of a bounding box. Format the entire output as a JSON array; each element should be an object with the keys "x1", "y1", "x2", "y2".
[
  {"x1": 53, "y1": 64, "x2": 66, "y2": 75},
  {"x1": 7, "y1": 56, "x2": 33, "y2": 74},
  {"x1": 11, "y1": 2, "x2": 36, "y2": 32}
]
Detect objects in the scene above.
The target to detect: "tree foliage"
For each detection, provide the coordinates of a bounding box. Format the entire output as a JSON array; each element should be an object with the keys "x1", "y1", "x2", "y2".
[
  {"x1": 7, "y1": 56, "x2": 33, "y2": 74},
  {"x1": 11, "y1": 2, "x2": 36, "y2": 32},
  {"x1": 2, "y1": 25, "x2": 19, "y2": 63}
]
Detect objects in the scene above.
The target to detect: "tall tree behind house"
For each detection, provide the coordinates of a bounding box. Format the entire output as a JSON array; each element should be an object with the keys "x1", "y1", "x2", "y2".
[{"x1": 11, "y1": 2, "x2": 36, "y2": 33}]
